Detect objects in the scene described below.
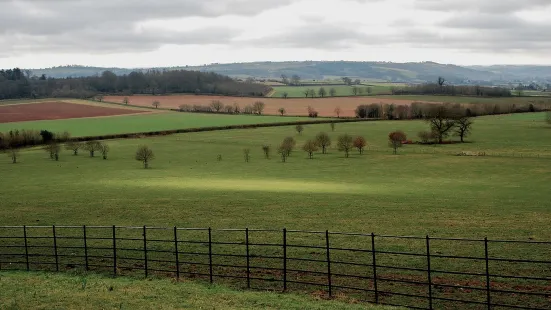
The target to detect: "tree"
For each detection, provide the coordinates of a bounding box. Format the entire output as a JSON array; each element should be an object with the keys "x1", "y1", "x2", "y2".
[
  {"x1": 282, "y1": 137, "x2": 296, "y2": 156},
  {"x1": 96, "y1": 94, "x2": 104, "y2": 102},
  {"x1": 353, "y1": 136, "x2": 367, "y2": 154},
  {"x1": 438, "y1": 76, "x2": 446, "y2": 88},
  {"x1": 342, "y1": 77, "x2": 352, "y2": 86},
  {"x1": 295, "y1": 125, "x2": 304, "y2": 135},
  {"x1": 243, "y1": 148, "x2": 251, "y2": 162},
  {"x1": 7, "y1": 148, "x2": 19, "y2": 164},
  {"x1": 366, "y1": 87, "x2": 373, "y2": 95},
  {"x1": 425, "y1": 105, "x2": 458, "y2": 144},
  {"x1": 307, "y1": 106, "x2": 318, "y2": 118},
  {"x1": 233, "y1": 103, "x2": 241, "y2": 114},
  {"x1": 282, "y1": 92, "x2": 289, "y2": 99},
  {"x1": 546, "y1": 111, "x2": 551, "y2": 124},
  {"x1": 135, "y1": 145, "x2": 154, "y2": 169},
  {"x1": 210, "y1": 100, "x2": 224, "y2": 112},
  {"x1": 291, "y1": 75, "x2": 301, "y2": 86},
  {"x1": 123, "y1": 97, "x2": 129, "y2": 105},
  {"x1": 388, "y1": 131, "x2": 407, "y2": 155},
  {"x1": 352, "y1": 86, "x2": 359, "y2": 96},
  {"x1": 100, "y1": 143, "x2": 110, "y2": 160},
  {"x1": 337, "y1": 134, "x2": 354, "y2": 158},
  {"x1": 354, "y1": 79, "x2": 361, "y2": 85},
  {"x1": 334, "y1": 106, "x2": 342, "y2": 118},
  {"x1": 224, "y1": 105, "x2": 234, "y2": 113},
  {"x1": 152, "y1": 100, "x2": 160, "y2": 109},
  {"x1": 279, "y1": 108, "x2": 286, "y2": 116},
  {"x1": 303, "y1": 89, "x2": 310, "y2": 98},
  {"x1": 84, "y1": 141, "x2": 102, "y2": 157},
  {"x1": 66, "y1": 141, "x2": 83, "y2": 155},
  {"x1": 278, "y1": 145, "x2": 290, "y2": 162},
  {"x1": 318, "y1": 87, "x2": 327, "y2": 98},
  {"x1": 330, "y1": 122, "x2": 336, "y2": 132},
  {"x1": 315, "y1": 132, "x2": 331, "y2": 154},
  {"x1": 262, "y1": 145, "x2": 271, "y2": 159},
  {"x1": 308, "y1": 89, "x2": 316, "y2": 98},
  {"x1": 455, "y1": 117, "x2": 474, "y2": 143},
  {"x1": 281, "y1": 74, "x2": 289, "y2": 85},
  {"x1": 253, "y1": 101, "x2": 265, "y2": 115},
  {"x1": 302, "y1": 140, "x2": 319, "y2": 159},
  {"x1": 329, "y1": 88, "x2": 337, "y2": 97},
  {"x1": 44, "y1": 142, "x2": 61, "y2": 160}
]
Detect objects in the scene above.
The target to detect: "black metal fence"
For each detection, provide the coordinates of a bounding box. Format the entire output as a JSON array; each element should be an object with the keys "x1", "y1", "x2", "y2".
[{"x1": 0, "y1": 226, "x2": 550, "y2": 310}]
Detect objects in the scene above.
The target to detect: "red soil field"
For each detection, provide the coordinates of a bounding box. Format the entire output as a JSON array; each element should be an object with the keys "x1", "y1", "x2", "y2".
[
  {"x1": 0, "y1": 102, "x2": 148, "y2": 123},
  {"x1": 104, "y1": 95, "x2": 435, "y2": 117}
]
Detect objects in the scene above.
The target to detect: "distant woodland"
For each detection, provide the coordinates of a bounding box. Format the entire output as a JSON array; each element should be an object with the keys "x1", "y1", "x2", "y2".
[{"x1": 0, "y1": 68, "x2": 271, "y2": 100}]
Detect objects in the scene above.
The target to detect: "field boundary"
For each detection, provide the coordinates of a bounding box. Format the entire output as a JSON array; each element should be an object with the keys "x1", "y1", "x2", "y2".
[{"x1": 1, "y1": 225, "x2": 549, "y2": 310}]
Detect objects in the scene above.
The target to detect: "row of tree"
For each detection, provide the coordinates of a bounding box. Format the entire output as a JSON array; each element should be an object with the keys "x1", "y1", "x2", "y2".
[
  {"x1": 0, "y1": 68, "x2": 272, "y2": 100},
  {"x1": 390, "y1": 81, "x2": 512, "y2": 97},
  {"x1": 295, "y1": 86, "x2": 373, "y2": 98},
  {"x1": 177, "y1": 100, "x2": 266, "y2": 115}
]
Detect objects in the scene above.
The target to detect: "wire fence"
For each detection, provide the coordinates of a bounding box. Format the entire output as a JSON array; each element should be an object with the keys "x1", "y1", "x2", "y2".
[{"x1": 0, "y1": 226, "x2": 550, "y2": 310}]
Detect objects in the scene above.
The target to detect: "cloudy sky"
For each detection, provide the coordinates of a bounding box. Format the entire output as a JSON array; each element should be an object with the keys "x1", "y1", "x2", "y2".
[{"x1": 1, "y1": 0, "x2": 550, "y2": 68}]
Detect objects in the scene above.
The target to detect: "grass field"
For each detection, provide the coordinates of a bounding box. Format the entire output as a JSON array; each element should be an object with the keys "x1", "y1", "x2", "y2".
[
  {"x1": 378, "y1": 95, "x2": 551, "y2": 105},
  {"x1": 0, "y1": 272, "x2": 394, "y2": 310},
  {"x1": 269, "y1": 85, "x2": 392, "y2": 98},
  {"x1": 0, "y1": 111, "x2": 309, "y2": 137}
]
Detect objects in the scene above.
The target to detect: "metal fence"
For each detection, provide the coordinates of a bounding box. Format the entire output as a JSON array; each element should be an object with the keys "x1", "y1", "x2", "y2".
[{"x1": 0, "y1": 226, "x2": 550, "y2": 310}]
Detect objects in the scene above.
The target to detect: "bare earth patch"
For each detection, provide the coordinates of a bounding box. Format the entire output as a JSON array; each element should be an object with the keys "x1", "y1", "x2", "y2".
[
  {"x1": 104, "y1": 95, "x2": 437, "y2": 117},
  {"x1": 0, "y1": 101, "x2": 149, "y2": 123}
]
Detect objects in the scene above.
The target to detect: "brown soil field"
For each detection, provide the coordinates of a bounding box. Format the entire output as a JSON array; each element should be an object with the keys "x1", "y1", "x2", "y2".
[
  {"x1": 104, "y1": 95, "x2": 436, "y2": 117},
  {"x1": 0, "y1": 101, "x2": 148, "y2": 123}
]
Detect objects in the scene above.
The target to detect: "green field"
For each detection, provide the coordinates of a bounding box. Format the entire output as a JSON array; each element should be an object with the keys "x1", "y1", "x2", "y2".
[
  {"x1": 269, "y1": 85, "x2": 392, "y2": 98},
  {"x1": 378, "y1": 94, "x2": 551, "y2": 105},
  {"x1": 0, "y1": 112, "x2": 310, "y2": 137},
  {"x1": 0, "y1": 272, "x2": 394, "y2": 310}
]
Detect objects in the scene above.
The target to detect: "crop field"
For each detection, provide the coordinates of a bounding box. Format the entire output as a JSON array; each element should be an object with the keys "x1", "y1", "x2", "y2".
[
  {"x1": 104, "y1": 95, "x2": 432, "y2": 117},
  {"x1": 0, "y1": 101, "x2": 149, "y2": 123},
  {"x1": 269, "y1": 85, "x2": 393, "y2": 98},
  {"x1": 1, "y1": 111, "x2": 551, "y2": 309}
]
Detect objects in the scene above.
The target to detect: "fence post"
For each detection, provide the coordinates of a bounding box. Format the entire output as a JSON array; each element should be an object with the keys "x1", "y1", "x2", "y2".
[
  {"x1": 83, "y1": 225, "x2": 89, "y2": 271},
  {"x1": 484, "y1": 237, "x2": 491, "y2": 310},
  {"x1": 371, "y1": 233, "x2": 379, "y2": 304},
  {"x1": 143, "y1": 225, "x2": 148, "y2": 277},
  {"x1": 326, "y1": 230, "x2": 332, "y2": 298},
  {"x1": 208, "y1": 227, "x2": 213, "y2": 284},
  {"x1": 174, "y1": 226, "x2": 180, "y2": 280},
  {"x1": 112, "y1": 225, "x2": 117, "y2": 277},
  {"x1": 426, "y1": 235, "x2": 433, "y2": 310},
  {"x1": 245, "y1": 228, "x2": 251, "y2": 289},
  {"x1": 283, "y1": 228, "x2": 287, "y2": 292},
  {"x1": 52, "y1": 225, "x2": 59, "y2": 272},
  {"x1": 23, "y1": 225, "x2": 29, "y2": 271}
]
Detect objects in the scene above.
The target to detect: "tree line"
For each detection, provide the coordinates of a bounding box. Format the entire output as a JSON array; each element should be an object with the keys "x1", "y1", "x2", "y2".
[
  {"x1": 390, "y1": 78, "x2": 512, "y2": 97},
  {"x1": 0, "y1": 68, "x2": 272, "y2": 100}
]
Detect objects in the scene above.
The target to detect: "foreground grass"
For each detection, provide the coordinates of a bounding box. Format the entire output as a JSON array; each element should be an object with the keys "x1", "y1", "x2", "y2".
[
  {"x1": 0, "y1": 111, "x2": 310, "y2": 137},
  {"x1": 1, "y1": 112, "x2": 550, "y2": 240},
  {"x1": 0, "y1": 272, "x2": 395, "y2": 310}
]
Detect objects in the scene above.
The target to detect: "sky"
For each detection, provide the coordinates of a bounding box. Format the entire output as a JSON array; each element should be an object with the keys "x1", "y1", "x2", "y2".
[{"x1": 1, "y1": 0, "x2": 550, "y2": 69}]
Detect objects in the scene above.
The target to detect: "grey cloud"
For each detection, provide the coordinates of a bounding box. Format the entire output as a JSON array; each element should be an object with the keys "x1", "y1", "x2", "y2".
[{"x1": 415, "y1": 0, "x2": 551, "y2": 13}]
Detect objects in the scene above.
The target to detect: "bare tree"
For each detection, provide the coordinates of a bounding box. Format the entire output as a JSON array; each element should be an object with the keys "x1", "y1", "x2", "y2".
[
  {"x1": 210, "y1": 100, "x2": 224, "y2": 112},
  {"x1": 282, "y1": 92, "x2": 289, "y2": 99},
  {"x1": 303, "y1": 89, "x2": 310, "y2": 98},
  {"x1": 262, "y1": 145, "x2": 271, "y2": 159},
  {"x1": 224, "y1": 105, "x2": 234, "y2": 113},
  {"x1": 233, "y1": 103, "x2": 241, "y2": 114},
  {"x1": 253, "y1": 101, "x2": 265, "y2": 115},
  {"x1": 100, "y1": 143, "x2": 110, "y2": 160},
  {"x1": 307, "y1": 106, "x2": 318, "y2": 118},
  {"x1": 352, "y1": 86, "x2": 359, "y2": 96},
  {"x1": 337, "y1": 134, "x2": 354, "y2": 158},
  {"x1": 279, "y1": 108, "x2": 286, "y2": 116},
  {"x1": 302, "y1": 140, "x2": 319, "y2": 159},
  {"x1": 425, "y1": 105, "x2": 458, "y2": 144},
  {"x1": 152, "y1": 100, "x2": 160, "y2": 109},
  {"x1": 546, "y1": 111, "x2": 551, "y2": 125},
  {"x1": 366, "y1": 87, "x2": 373, "y2": 95},
  {"x1": 315, "y1": 132, "x2": 331, "y2": 154},
  {"x1": 282, "y1": 137, "x2": 296, "y2": 156},
  {"x1": 330, "y1": 122, "x2": 336, "y2": 132},
  {"x1": 438, "y1": 76, "x2": 446, "y2": 88},
  {"x1": 329, "y1": 88, "x2": 337, "y2": 97},
  {"x1": 66, "y1": 141, "x2": 83, "y2": 155},
  {"x1": 334, "y1": 107, "x2": 342, "y2": 118},
  {"x1": 135, "y1": 145, "x2": 154, "y2": 169},
  {"x1": 96, "y1": 94, "x2": 104, "y2": 102},
  {"x1": 123, "y1": 97, "x2": 129, "y2": 105},
  {"x1": 179, "y1": 104, "x2": 191, "y2": 112},
  {"x1": 281, "y1": 74, "x2": 289, "y2": 85},
  {"x1": 342, "y1": 77, "x2": 352, "y2": 86},
  {"x1": 295, "y1": 125, "x2": 304, "y2": 135},
  {"x1": 291, "y1": 75, "x2": 301, "y2": 86},
  {"x1": 388, "y1": 131, "x2": 407, "y2": 155},
  {"x1": 243, "y1": 148, "x2": 251, "y2": 162},
  {"x1": 84, "y1": 141, "x2": 102, "y2": 157},
  {"x1": 308, "y1": 89, "x2": 316, "y2": 98},
  {"x1": 353, "y1": 136, "x2": 367, "y2": 154},
  {"x1": 455, "y1": 117, "x2": 474, "y2": 143},
  {"x1": 318, "y1": 87, "x2": 327, "y2": 98},
  {"x1": 44, "y1": 142, "x2": 61, "y2": 160},
  {"x1": 354, "y1": 79, "x2": 361, "y2": 85},
  {"x1": 278, "y1": 145, "x2": 290, "y2": 162},
  {"x1": 7, "y1": 148, "x2": 19, "y2": 164}
]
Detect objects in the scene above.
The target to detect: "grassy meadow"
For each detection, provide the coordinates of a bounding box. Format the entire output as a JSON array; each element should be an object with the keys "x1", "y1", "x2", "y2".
[
  {"x1": 0, "y1": 272, "x2": 395, "y2": 310},
  {"x1": 269, "y1": 84, "x2": 392, "y2": 98},
  {"x1": 0, "y1": 111, "x2": 310, "y2": 137}
]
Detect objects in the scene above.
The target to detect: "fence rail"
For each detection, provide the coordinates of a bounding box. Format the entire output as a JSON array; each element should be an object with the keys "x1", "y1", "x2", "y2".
[{"x1": 1, "y1": 226, "x2": 550, "y2": 310}]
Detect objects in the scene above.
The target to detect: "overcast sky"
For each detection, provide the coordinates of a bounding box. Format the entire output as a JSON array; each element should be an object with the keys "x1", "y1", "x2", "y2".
[{"x1": 1, "y1": 0, "x2": 550, "y2": 68}]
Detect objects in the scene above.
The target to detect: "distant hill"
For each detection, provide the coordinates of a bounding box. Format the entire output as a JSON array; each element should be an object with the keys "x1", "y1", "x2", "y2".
[{"x1": 28, "y1": 62, "x2": 551, "y2": 85}]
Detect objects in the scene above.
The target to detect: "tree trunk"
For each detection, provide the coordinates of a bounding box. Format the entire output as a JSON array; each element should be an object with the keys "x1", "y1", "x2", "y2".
[
  {"x1": 460, "y1": 133, "x2": 464, "y2": 143},
  {"x1": 144, "y1": 160, "x2": 148, "y2": 169},
  {"x1": 12, "y1": 156, "x2": 16, "y2": 164},
  {"x1": 74, "y1": 150, "x2": 78, "y2": 155}
]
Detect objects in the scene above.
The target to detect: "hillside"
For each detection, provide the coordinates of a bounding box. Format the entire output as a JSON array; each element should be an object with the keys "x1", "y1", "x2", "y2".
[{"x1": 27, "y1": 62, "x2": 551, "y2": 84}]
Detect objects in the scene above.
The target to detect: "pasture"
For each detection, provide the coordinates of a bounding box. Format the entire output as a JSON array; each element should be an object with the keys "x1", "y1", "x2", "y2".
[
  {"x1": 269, "y1": 84, "x2": 393, "y2": 98},
  {"x1": 104, "y1": 95, "x2": 432, "y2": 118}
]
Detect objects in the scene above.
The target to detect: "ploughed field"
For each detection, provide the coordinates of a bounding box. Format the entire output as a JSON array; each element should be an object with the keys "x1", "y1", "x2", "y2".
[
  {"x1": 0, "y1": 101, "x2": 148, "y2": 123},
  {"x1": 104, "y1": 95, "x2": 433, "y2": 117}
]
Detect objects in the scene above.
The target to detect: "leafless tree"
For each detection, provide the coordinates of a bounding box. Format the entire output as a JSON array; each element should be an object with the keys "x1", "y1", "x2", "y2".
[
  {"x1": 337, "y1": 134, "x2": 354, "y2": 158},
  {"x1": 262, "y1": 145, "x2": 271, "y2": 159},
  {"x1": 282, "y1": 137, "x2": 296, "y2": 156},
  {"x1": 438, "y1": 76, "x2": 446, "y2": 88},
  {"x1": 279, "y1": 108, "x2": 286, "y2": 116},
  {"x1": 303, "y1": 89, "x2": 310, "y2": 98},
  {"x1": 353, "y1": 136, "x2": 367, "y2": 154},
  {"x1": 282, "y1": 92, "x2": 289, "y2": 99},
  {"x1": 44, "y1": 142, "x2": 61, "y2": 160},
  {"x1": 7, "y1": 148, "x2": 19, "y2": 164},
  {"x1": 329, "y1": 88, "x2": 337, "y2": 97},
  {"x1": 233, "y1": 103, "x2": 241, "y2": 114},
  {"x1": 100, "y1": 143, "x2": 110, "y2": 160},
  {"x1": 281, "y1": 74, "x2": 289, "y2": 85},
  {"x1": 224, "y1": 105, "x2": 234, "y2": 113},
  {"x1": 308, "y1": 89, "x2": 316, "y2": 98},
  {"x1": 278, "y1": 145, "x2": 290, "y2": 162},
  {"x1": 243, "y1": 148, "x2": 251, "y2": 162},
  {"x1": 425, "y1": 105, "x2": 458, "y2": 143},
  {"x1": 291, "y1": 75, "x2": 301, "y2": 86},
  {"x1": 334, "y1": 107, "x2": 342, "y2": 118},
  {"x1": 253, "y1": 101, "x2": 265, "y2": 115},
  {"x1": 352, "y1": 86, "x2": 359, "y2": 96},
  {"x1": 315, "y1": 132, "x2": 331, "y2": 154},
  {"x1": 152, "y1": 100, "x2": 160, "y2": 109},
  {"x1": 123, "y1": 97, "x2": 129, "y2": 105},
  {"x1": 84, "y1": 141, "x2": 102, "y2": 157},
  {"x1": 210, "y1": 100, "x2": 224, "y2": 112},
  {"x1": 96, "y1": 94, "x2": 104, "y2": 102},
  {"x1": 388, "y1": 131, "x2": 407, "y2": 155},
  {"x1": 302, "y1": 140, "x2": 319, "y2": 159},
  {"x1": 455, "y1": 117, "x2": 474, "y2": 143},
  {"x1": 296, "y1": 125, "x2": 304, "y2": 135},
  {"x1": 135, "y1": 145, "x2": 155, "y2": 169},
  {"x1": 66, "y1": 141, "x2": 83, "y2": 155},
  {"x1": 318, "y1": 87, "x2": 327, "y2": 98},
  {"x1": 330, "y1": 122, "x2": 336, "y2": 132}
]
